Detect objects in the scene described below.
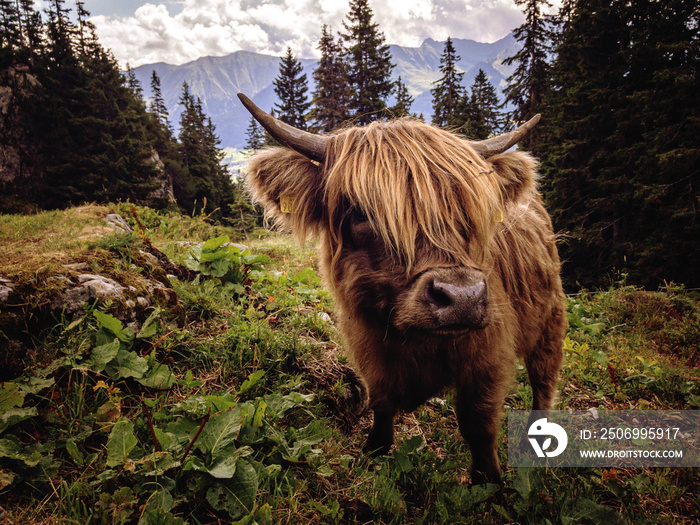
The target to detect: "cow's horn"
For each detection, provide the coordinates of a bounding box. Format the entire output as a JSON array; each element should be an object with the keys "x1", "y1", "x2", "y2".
[
  {"x1": 470, "y1": 114, "x2": 541, "y2": 158},
  {"x1": 238, "y1": 93, "x2": 327, "y2": 163}
]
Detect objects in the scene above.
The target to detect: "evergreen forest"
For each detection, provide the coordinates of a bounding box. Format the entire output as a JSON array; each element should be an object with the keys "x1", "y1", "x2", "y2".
[
  {"x1": 0, "y1": 0, "x2": 245, "y2": 225},
  {"x1": 1, "y1": 0, "x2": 699, "y2": 289}
]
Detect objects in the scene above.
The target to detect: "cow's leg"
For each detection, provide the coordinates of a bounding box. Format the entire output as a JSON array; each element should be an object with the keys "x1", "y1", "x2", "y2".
[
  {"x1": 455, "y1": 383, "x2": 504, "y2": 485},
  {"x1": 525, "y1": 311, "x2": 565, "y2": 413},
  {"x1": 363, "y1": 405, "x2": 395, "y2": 456}
]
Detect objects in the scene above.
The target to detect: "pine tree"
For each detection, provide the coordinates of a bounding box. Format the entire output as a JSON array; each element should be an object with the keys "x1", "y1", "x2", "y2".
[
  {"x1": 45, "y1": 0, "x2": 72, "y2": 55},
  {"x1": 431, "y1": 37, "x2": 465, "y2": 128},
  {"x1": 469, "y1": 69, "x2": 504, "y2": 136},
  {"x1": 125, "y1": 63, "x2": 143, "y2": 98},
  {"x1": 17, "y1": 0, "x2": 42, "y2": 62},
  {"x1": 87, "y1": 49, "x2": 162, "y2": 203},
  {"x1": 149, "y1": 69, "x2": 172, "y2": 132},
  {"x1": 456, "y1": 93, "x2": 486, "y2": 139},
  {"x1": 244, "y1": 116, "x2": 265, "y2": 151},
  {"x1": 228, "y1": 176, "x2": 260, "y2": 239},
  {"x1": 540, "y1": 0, "x2": 632, "y2": 289},
  {"x1": 74, "y1": 0, "x2": 90, "y2": 56},
  {"x1": 390, "y1": 76, "x2": 414, "y2": 118},
  {"x1": 502, "y1": 0, "x2": 553, "y2": 151},
  {"x1": 0, "y1": 0, "x2": 21, "y2": 55},
  {"x1": 36, "y1": 0, "x2": 86, "y2": 205},
  {"x1": 0, "y1": 0, "x2": 35, "y2": 202},
  {"x1": 178, "y1": 81, "x2": 235, "y2": 219},
  {"x1": 273, "y1": 47, "x2": 310, "y2": 130},
  {"x1": 341, "y1": 0, "x2": 394, "y2": 124},
  {"x1": 309, "y1": 25, "x2": 352, "y2": 132},
  {"x1": 178, "y1": 82, "x2": 198, "y2": 165},
  {"x1": 145, "y1": 68, "x2": 182, "y2": 210}
]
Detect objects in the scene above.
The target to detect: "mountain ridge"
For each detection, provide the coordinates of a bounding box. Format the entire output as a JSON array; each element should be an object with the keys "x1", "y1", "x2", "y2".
[{"x1": 131, "y1": 35, "x2": 519, "y2": 150}]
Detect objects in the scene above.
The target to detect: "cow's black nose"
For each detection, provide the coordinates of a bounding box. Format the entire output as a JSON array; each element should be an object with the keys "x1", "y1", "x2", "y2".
[{"x1": 427, "y1": 279, "x2": 488, "y2": 328}]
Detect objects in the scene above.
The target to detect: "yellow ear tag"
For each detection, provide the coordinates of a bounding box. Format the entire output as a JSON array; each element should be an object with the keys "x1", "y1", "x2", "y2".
[
  {"x1": 280, "y1": 195, "x2": 294, "y2": 214},
  {"x1": 494, "y1": 209, "x2": 504, "y2": 223}
]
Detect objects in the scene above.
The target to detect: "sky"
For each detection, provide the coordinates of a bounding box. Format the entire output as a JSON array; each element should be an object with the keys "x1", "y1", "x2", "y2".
[{"x1": 52, "y1": 0, "x2": 535, "y2": 68}]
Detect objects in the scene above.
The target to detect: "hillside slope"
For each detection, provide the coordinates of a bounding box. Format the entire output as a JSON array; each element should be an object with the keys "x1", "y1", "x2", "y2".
[{"x1": 1, "y1": 204, "x2": 699, "y2": 523}]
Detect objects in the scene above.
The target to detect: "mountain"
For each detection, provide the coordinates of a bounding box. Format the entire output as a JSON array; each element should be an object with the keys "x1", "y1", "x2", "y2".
[{"x1": 131, "y1": 35, "x2": 519, "y2": 150}]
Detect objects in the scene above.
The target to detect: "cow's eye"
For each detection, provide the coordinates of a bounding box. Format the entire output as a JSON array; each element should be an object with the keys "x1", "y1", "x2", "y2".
[{"x1": 351, "y1": 208, "x2": 369, "y2": 224}]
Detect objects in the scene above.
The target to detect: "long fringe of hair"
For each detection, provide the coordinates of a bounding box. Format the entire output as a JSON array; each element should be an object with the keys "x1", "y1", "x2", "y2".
[{"x1": 324, "y1": 119, "x2": 505, "y2": 270}]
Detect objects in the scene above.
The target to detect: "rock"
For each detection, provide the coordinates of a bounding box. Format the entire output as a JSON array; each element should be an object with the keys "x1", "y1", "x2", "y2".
[
  {"x1": 63, "y1": 262, "x2": 89, "y2": 271},
  {"x1": 51, "y1": 274, "x2": 126, "y2": 313},
  {"x1": 51, "y1": 286, "x2": 90, "y2": 313},
  {"x1": 138, "y1": 250, "x2": 159, "y2": 265},
  {"x1": 0, "y1": 277, "x2": 13, "y2": 302},
  {"x1": 76, "y1": 274, "x2": 125, "y2": 298},
  {"x1": 136, "y1": 297, "x2": 150, "y2": 308},
  {"x1": 49, "y1": 270, "x2": 176, "y2": 316},
  {"x1": 146, "y1": 150, "x2": 177, "y2": 203},
  {"x1": 223, "y1": 242, "x2": 249, "y2": 252},
  {"x1": 145, "y1": 279, "x2": 177, "y2": 305},
  {"x1": 103, "y1": 213, "x2": 133, "y2": 232},
  {"x1": 47, "y1": 275, "x2": 74, "y2": 286},
  {"x1": 179, "y1": 240, "x2": 249, "y2": 252}
]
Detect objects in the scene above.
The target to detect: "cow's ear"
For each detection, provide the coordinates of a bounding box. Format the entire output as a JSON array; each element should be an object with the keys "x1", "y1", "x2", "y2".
[
  {"x1": 488, "y1": 151, "x2": 539, "y2": 203},
  {"x1": 245, "y1": 147, "x2": 325, "y2": 238}
]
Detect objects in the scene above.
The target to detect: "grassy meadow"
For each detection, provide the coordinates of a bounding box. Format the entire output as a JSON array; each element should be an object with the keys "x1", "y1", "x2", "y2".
[{"x1": 0, "y1": 204, "x2": 699, "y2": 524}]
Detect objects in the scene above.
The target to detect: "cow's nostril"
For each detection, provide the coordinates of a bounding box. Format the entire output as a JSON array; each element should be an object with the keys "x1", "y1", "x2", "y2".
[
  {"x1": 428, "y1": 281, "x2": 454, "y2": 309},
  {"x1": 426, "y1": 278, "x2": 488, "y2": 328}
]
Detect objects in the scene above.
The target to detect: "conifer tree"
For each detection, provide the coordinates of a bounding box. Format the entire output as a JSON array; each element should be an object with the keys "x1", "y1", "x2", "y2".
[
  {"x1": 244, "y1": 116, "x2": 265, "y2": 151},
  {"x1": 309, "y1": 25, "x2": 352, "y2": 132},
  {"x1": 37, "y1": 0, "x2": 87, "y2": 205},
  {"x1": 149, "y1": 69, "x2": 172, "y2": 133},
  {"x1": 17, "y1": 0, "x2": 42, "y2": 62},
  {"x1": 74, "y1": 0, "x2": 90, "y2": 56},
  {"x1": 341, "y1": 0, "x2": 394, "y2": 124},
  {"x1": 125, "y1": 63, "x2": 143, "y2": 98},
  {"x1": 36, "y1": 7, "x2": 163, "y2": 207},
  {"x1": 0, "y1": 0, "x2": 21, "y2": 53},
  {"x1": 44, "y1": 0, "x2": 74, "y2": 65},
  {"x1": 146, "y1": 69, "x2": 182, "y2": 208},
  {"x1": 85, "y1": 48, "x2": 162, "y2": 203},
  {"x1": 390, "y1": 76, "x2": 414, "y2": 118},
  {"x1": 228, "y1": 176, "x2": 260, "y2": 239},
  {"x1": 457, "y1": 93, "x2": 486, "y2": 139},
  {"x1": 469, "y1": 69, "x2": 504, "y2": 135},
  {"x1": 273, "y1": 47, "x2": 310, "y2": 130},
  {"x1": 502, "y1": 0, "x2": 553, "y2": 150},
  {"x1": 431, "y1": 37, "x2": 465, "y2": 128},
  {"x1": 178, "y1": 81, "x2": 235, "y2": 219}
]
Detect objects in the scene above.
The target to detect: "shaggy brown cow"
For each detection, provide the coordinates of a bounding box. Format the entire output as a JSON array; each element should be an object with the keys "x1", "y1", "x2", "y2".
[{"x1": 239, "y1": 93, "x2": 566, "y2": 484}]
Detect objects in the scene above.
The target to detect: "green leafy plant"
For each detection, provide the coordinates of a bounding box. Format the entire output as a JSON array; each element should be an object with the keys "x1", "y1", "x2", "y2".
[{"x1": 186, "y1": 235, "x2": 270, "y2": 294}]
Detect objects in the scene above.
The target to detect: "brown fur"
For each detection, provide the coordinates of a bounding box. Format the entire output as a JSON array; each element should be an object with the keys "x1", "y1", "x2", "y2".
[{"x1": 245, "y1": 118, "x2": 566, "y2": 484}]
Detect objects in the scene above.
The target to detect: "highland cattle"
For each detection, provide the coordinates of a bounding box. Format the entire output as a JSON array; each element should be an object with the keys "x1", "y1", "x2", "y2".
[{"x1": 239, "y1": 93, "x2": 566, "y2": 483}]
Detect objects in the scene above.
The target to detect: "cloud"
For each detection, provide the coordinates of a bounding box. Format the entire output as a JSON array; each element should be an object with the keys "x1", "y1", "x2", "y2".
[{"x1": 90, "y1": 0, "x2": 528, "y2": 68}]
